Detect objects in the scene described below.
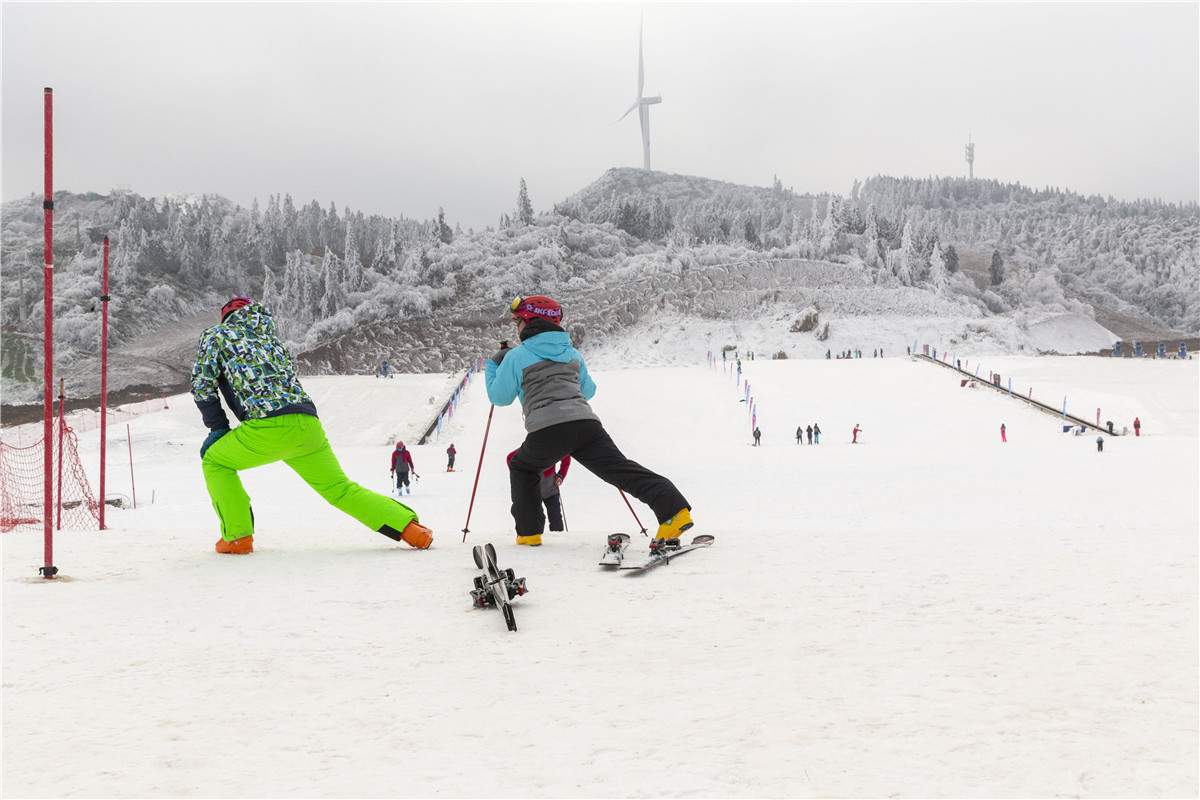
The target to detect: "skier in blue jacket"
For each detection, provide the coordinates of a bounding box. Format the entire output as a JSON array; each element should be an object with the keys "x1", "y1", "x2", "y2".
[{"x1": 484, "y1": 295, "x2": 692, "y2": 546}]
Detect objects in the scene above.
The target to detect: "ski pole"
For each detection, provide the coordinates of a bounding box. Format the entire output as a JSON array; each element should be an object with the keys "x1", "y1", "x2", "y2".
[
  {"x1": 462, "y1": 404, "x2": 495, "y2": 541},
  {"x1": 618, "y1": 489, "x2": 648, "y2": 535},
  {"x1": 559, "y1": 489, "x2": 569, "y2": 533}
]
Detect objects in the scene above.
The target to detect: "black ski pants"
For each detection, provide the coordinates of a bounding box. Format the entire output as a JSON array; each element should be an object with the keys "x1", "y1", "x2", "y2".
[
  {"x1": 508, "y1": 419, "x2": 688, "y2": 537},
  {"x1": 543, "y1": 492, "x2": 564, "y2": 532}
]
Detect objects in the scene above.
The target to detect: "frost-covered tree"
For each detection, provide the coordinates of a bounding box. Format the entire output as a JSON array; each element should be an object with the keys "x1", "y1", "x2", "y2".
[
  {"x1": 517, "y1": 179, "x2": 535, "y2": 226},
  {"x1": 989, "y1": 249, "x2": 1005, "y2": 285},
  {"x1": 928, "y1": 241, "x2": 949, "y2": 292},
  {"x1": 436, "y1": 208, "x2": 454, "y2": 244},
  {"x1": 261, "y1": 265, "x2": 278, "y2": 310},
  {"x1": 318, "y1": 248, "x2": 344, "y2": 318},
  {"x1": 944, "y1": 244, "x2": 960, "y2": 274},
  {"x1": 891, "y1": 221, "x2": 917, "y2": 286}
]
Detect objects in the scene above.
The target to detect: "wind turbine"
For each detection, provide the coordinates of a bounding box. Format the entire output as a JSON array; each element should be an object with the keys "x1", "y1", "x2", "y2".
[{"x1": 618, "y1": 20, "x2": 661, "y2": 170}]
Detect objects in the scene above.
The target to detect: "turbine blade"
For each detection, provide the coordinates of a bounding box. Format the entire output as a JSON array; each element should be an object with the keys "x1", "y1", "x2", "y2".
[
  {"x1": 617, "y1": 99, "x2": 640, "y2": 122},
  {"x1": 637, "y1": 23, "x2": 645, "y2": 97}
]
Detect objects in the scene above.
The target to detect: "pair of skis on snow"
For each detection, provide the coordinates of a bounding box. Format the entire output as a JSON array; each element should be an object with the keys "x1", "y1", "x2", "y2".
[
  {"x1": 599, "y1": 532, "x2": 715, "y2": 570},
  {"x1": 469, "y1": 533, "x2": 714, "y2": 632}
]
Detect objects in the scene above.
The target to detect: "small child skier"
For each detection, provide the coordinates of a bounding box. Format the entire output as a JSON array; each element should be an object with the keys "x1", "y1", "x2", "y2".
[{"x1": 391, "y1": 442, "x2": 416, "y2": 495}]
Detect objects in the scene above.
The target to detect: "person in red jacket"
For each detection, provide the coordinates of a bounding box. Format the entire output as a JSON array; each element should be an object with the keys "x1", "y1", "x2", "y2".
[
  {"x1": 391, "y1": 442, "x2": 416, "y2": 495},
  {"x1": 446, "y1": 443, "x2": 457, "y2": 472},
  {"x1": 1133, "y1": 417, "x2": 1141, "y2": 437},
  {"x1": 852, "y1": 424, "x2": 862, "y2": 444},
  {"x1": 507, "y1": 451, "x2": 572, "y2": 533}
]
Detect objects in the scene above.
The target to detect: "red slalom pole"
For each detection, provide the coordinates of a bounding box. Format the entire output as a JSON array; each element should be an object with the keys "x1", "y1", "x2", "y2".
[
  {"x1": 618, "y1": 489, "x2": 648, "y2": 535},
  {"x1": 55, "y1": 380, "x2": 65, "y2": 530},
  {"x1": 41, "y1": 87, "x2": 57, "y2": 579},
  {"x1": 127, "y1": 424, "x2": 136, "y2": 509},
  {"x1": 99, "y1": 237, "x2": 109, "y2": 529},
  {"x1": 461, "y1": 405, "x2": 495, "y2": 541}
]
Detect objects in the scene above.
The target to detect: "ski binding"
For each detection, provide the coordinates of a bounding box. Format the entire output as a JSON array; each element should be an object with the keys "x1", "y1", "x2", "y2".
[
  {"x1": 599, "y1": 532, "x2": 632, "y2": 566},
  {"x1": 470, "y1": 543, "x2": 527, "y2": 632},
  {"x1": 619, "y1": 534, "x2": 715, "y2": 571}
]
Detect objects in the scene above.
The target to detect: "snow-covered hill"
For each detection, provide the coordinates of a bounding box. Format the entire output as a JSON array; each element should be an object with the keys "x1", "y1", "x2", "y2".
[{"x1": 4, "y1": 354, "x2": 1196, "y2": 797}]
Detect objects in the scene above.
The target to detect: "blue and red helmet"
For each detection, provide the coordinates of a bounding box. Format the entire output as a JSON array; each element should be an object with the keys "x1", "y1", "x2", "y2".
[
  {"x1": 510, "y1": 295, "x2": 562, "y2": 325},
  {"x1": 221, "y1": 296, "x2": 253, "y2": 322}
]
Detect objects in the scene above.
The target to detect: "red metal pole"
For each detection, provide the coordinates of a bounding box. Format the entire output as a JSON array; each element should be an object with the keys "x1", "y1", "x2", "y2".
[
  {"x1": 619, "y1": 489, "x2": 648, "y2": 535},
  {"x1": 41, "y1": 87, "x2": 56, "y2": 578},
  {"x1": 99, "y1": 237, "x2": 109, "y2": 529},
  {"x1": 127, "y1": 424, "x2": 136, "y2": 509},
  {"x1": 461, "y1": 405, "x2": 495, "y2": 541},
  {"x1": 56, "y1": 379, "x2": 65, "y2": 530}
]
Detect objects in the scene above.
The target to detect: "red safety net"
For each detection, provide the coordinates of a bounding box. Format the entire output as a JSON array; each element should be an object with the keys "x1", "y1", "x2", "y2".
[{"x1": 0, "y1": 426, "x2": 100, "y2": 532}]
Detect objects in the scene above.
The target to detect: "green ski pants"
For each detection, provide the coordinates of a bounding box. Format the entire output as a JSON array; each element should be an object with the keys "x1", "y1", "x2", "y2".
[{"x1": 201, "y1": 414, "x2": 417, "y2": 542}]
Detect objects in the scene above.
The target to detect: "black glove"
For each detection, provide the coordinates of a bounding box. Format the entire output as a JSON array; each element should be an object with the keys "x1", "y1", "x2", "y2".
[
  {"x1": 490, "y1": 342, "x2": 510, "y2": 365},
  {"x1": 200, "y1": 427, "x2": 231, "y2": 458}
]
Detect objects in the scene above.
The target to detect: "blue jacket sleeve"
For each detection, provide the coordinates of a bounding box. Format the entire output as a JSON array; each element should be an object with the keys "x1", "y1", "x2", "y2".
[
  {"x1": 577, "y1": 353, "x2": 597, "y2": 400},
  {"x1": 485, "y1": 354, "x2": 522, "y2": 407}
]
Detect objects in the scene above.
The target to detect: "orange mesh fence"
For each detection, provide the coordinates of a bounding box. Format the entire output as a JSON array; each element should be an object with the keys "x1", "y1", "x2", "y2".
[
  {"x1": 1, "y1": 426, "x2": 100, "y2": 532},
  {"x1": 3, "y1": 396, "x2": 169, "y2": 446}
]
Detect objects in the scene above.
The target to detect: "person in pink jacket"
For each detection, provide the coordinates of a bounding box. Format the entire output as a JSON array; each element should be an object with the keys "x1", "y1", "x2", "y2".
[{"x1": 390, "y1": 442, "x2": 417, "y2": 495}]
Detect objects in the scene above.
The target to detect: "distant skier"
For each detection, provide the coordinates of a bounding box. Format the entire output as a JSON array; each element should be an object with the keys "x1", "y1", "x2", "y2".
[
  {"x1": 1096, "y1": 436, "x2": 1104, "y2": 452},
  {"x1": 852, "y1": 424, "x2": 861, "y2": 444},
  {"x1": 795, "y1": 426, "x2": 803, "y2": 445},
  {"x1": 446, "y1": 443, "x2": 457, "y2": 472},
  {"x1": 1106, "y1": 420, "x2": 1114, "y2": 435},
  {"x1": 806, "y1": 424, "x2": 813, "y2": 444},
  {"x1": 379, "y1": 359, "x2": 391, "y2": 379},
  {"x1": 192, "y1": 297, "x2": 431, "y2": 554},
  {"x1": 485, "y1": 295, "x2": 691, "y2": 547},
  {"x1": 1133, "y1": 416, "x2": 1141, "y2": 437},
  {"x1": 753, "y1": 427, "x2": 762, "y2": 446},
  {"x1": 1000, "y1": 423, "x2": 1007, "y2": 443},
  {"x1": 391, "y1": 442, "x2": 416, "y2": 495},
  {"x1": 813, "y1": 423, "x2": 821, "y2": 444}
]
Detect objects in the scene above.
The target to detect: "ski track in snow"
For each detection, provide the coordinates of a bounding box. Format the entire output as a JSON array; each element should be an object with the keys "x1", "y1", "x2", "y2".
[{"x1": 3, "y1": 354, "x2": 1197, "y2": 798}]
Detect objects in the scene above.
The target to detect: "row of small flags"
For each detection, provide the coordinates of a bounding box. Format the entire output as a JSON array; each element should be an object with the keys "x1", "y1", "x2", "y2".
[
  {"x1": 434, "y1": 358, "x2": 485, "y2": 439},
  {"x1": 707, "y1": 350, "x2": 757, "y2": 434}
]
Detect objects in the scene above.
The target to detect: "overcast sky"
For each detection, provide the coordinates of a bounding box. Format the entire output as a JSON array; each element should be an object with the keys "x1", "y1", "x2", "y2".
[{"x1": 3, "y1": 2, "x2": 1197, "y2": 232}]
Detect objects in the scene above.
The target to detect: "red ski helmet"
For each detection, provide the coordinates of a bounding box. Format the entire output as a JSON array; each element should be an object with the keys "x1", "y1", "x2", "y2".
[
  {"x1": 221, "y1": 296, "x2": 253, "y2": 321},
  {"x1": 510, "y1": 295, "x2": 562, "y2": 324}
]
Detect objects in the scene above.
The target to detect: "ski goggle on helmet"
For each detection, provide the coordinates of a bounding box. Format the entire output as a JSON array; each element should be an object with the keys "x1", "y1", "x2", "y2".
[
  {"x1": 221, "y1": 296, "x2": 253, "y2": 321},
  {"x1": 510, "y1": 295, "x2": 562, "y2": 324}
]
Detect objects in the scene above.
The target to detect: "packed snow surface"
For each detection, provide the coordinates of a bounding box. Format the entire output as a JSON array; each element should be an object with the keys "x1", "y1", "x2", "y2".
[{"x1": 3, "y1": 353, "x2": 1197, "y2": 798}]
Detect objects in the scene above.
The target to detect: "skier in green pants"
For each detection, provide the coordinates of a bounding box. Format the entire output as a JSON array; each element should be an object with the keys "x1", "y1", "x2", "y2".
[{"x1": 192, "y1": 297, "x2": 433, "y2": 554}]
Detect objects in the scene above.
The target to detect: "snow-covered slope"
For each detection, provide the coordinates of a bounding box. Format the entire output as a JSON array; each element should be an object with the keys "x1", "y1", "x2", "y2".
[{"x1": 4, "y1": 353, "x2": 1196, "y2": 797}]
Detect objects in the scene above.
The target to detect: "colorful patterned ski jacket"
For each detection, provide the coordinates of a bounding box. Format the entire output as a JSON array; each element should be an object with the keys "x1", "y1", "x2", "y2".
[{"x1": 190, "y1": 302, "x2": 318, "y2": 430}]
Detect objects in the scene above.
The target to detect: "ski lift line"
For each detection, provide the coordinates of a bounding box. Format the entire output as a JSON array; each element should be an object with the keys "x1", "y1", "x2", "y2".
[{"x1": 915, "y1": 353, "x2": 1114, "y2": 434}]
